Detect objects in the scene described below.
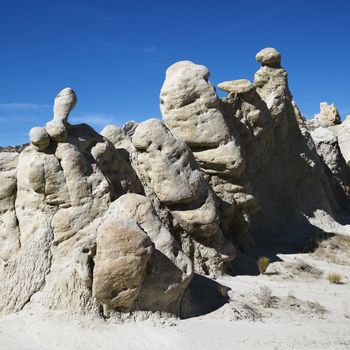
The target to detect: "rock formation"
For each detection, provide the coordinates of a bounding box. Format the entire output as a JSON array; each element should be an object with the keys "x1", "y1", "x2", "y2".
[
  {"x1": 1, "y1": 48, "x2": 350, "y2": 320},
  {"x1": 307, "y1": 102, "x2": 342, "y2": 129}
]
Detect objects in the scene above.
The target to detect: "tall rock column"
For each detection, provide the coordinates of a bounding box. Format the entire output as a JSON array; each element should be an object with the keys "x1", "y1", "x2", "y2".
[{"x1": 160, "y1": 61, "x2": 258, "y2": 251}]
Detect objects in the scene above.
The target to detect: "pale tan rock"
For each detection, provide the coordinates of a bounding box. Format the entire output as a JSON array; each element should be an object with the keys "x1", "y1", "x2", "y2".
[
  {"x1": 29, "y1": 127, "x2": 50, "y2": 151},
  {"x1": 253, "y1": 65, "x2": 289, "y2": 118},
  {"x1": 100, "y1": 124, "x2": 136, "y2": 152},
  {"x1": 217, "y1": 79, "x2": 254, "y2": 94},
  {"x1": 106, "y1": 194, "x2": 193, "y2": 313},
  {"x1": 160, "y1": 60, "x2": 246, "y2": 179},
  {"x1": 45, "y1": 120, "x2": 67, "y2": 142},
  {"x1": 93, "y1": 218, "x2": 153, "y2": 309},
  {"x1": 292, "y1": 100, "x2": 306, "y2": 125},
  {"x1": 160, "y1": 61, "x2": 230, "y2": 147},
  {"x1": 0, "y1": 152, "x2": 19, "y2": 172},
  {"x1": 172, "y1": 189, "x2": 220, "y2": 238},
  {"x1": 328, "y1": 120, "x2": 350, "y2": 163},
  {"x1": 256, "y1": 47, "x2": 281, "y2": 67},
  {"x1": 314, "y1": 102, "x2": 341, "y2": 128},
  {"x1": 4, "y1": 48, "x2": 350, "y2": 321},
  {"x1": 132, "y1": 119, "x2": 205, "y2": 205},
  {"x1": 100, "y1": 124, "x2": 123, "y2": 145},
  {"x1": 15, "y1": 148, "x2": 48, "y2": 243},
  {"x1": 310, "y1": 127, "x2": 350, "y2": 196},
  {"x1": 53, "y1": 87, "x2": 77, "y2": 123},
  {"x1": 0, "y1": 153, "x2": 20, "y2": 261},
  {"x1": 192, "y1": 141, "x2": 244, "y2": 177}
]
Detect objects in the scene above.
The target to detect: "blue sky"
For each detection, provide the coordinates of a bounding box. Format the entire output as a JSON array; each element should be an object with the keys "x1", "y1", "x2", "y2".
[{"x1": 0, "y1": 0, "x2": 349, "y2": 145}]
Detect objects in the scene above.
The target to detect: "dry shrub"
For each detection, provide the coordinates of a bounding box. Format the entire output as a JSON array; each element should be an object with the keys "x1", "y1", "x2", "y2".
[
  {"x1": 257, "y1": 256, "x2": 270, "y2": 274},
  {"x1": 293, "y1": 260, "x2": 323, "y2": 278},
  {"x1": 255, "y1": 286, "x2": 279, "y2": 308},
  {"x1": 314, "y1": 235, "x2": 350, "y2": 266},
  {"x1": 327, "y1": 272, "x2": 343, "y2": 284}
]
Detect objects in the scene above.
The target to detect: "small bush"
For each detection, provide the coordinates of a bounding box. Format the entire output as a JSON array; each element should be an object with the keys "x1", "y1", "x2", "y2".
[
  {"x1": 327, "y1": 272, "x2": 343, "y2": 284},
  {"x1": 255, "y1": 286, "x2": 279, "y2": 308},
  {"x1": 294, "y1": 260, "x2": 323, "y2": 277},
  {"x1": 257, "y1": 256, "x2": 270, "y2": 274}
]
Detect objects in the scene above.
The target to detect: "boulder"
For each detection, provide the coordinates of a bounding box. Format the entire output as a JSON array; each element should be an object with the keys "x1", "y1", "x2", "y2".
[
  {"x1": 106, "y1": 194, "x2": 193, "y2": 313},
  {"x1": 256, "y1": 47, "x2": 281, "y2": 67},
  {"x1": 132, "y1": 119, "x2": 205, "y2": 205},
  {"x1": 315, "y1": 102, "x2": 341, "y2": 128},
  {"x1": 192, "y1": 140, "x2": 244, "y2": 177},
  {"x1": 29, "y1": 127, "x2": 50, "y2": 151},
  {"x1": 160, "y1": 61, "x2": 230, "y2": 147},
  {"x1": 93, "y1": 218, "x2": 153, "y2": 310},
  {"x1": 217, "y1": 79, "x2": 254, "y2": 94}
]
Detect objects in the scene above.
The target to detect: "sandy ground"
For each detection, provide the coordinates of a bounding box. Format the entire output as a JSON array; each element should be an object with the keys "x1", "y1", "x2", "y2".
[{"x1": 1, "y1": 235, "x2": 350, "y2": 350}]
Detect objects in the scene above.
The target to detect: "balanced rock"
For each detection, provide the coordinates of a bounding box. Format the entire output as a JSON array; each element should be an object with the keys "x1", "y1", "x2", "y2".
[
  {"x1": 217, "y1": 79, "x2": 254, "y2": 94},
  {"x1": 256, "y1": 47, "x2": 281, "y2": 67}
]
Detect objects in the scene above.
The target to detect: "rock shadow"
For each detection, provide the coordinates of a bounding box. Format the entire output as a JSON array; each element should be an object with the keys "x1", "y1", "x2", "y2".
[{"x1": 180, "y1": 273, "x2": 230, "y2": 319}]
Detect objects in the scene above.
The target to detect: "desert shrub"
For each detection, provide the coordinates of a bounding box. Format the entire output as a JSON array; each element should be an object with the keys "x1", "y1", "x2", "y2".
[
  {"x1": 257, "y1": 256, "x2": 270, "y2": 274},
  {"x1": 314, "y1": 235, "x2": 350, "y2": 266},
  {"x1": 327, "y1": 272, "x2": 343, "y2": 284},
  {"x1": 306, "y1": 301, "x2": 327, "y2": 314},
  {"x1": 294, "y1": 260, "x2": 323, "y2": 277},
  {"x1": 255, "y1": 286, "x2": 279, "y2": 308}
]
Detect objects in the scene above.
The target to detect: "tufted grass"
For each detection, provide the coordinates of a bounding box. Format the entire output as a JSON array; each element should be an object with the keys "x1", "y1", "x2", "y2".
[
  {"x1": 327, "y1": 272, "x2": 343, "y2": 284},
  {"x1": 257, "y1": 256, "x2": 270, "y2": 275}
]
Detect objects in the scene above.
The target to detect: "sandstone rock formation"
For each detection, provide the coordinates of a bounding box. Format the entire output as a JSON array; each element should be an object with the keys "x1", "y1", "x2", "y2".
[
  {"x1": 1, "y1": 48, "x2": 350, "y2": 320},
  {"x1": 327, "y1": 116, "x2": 350, "y2": 164},
  {"x1": 307, "y1": 102, "x2": 341, "y2": 129}
]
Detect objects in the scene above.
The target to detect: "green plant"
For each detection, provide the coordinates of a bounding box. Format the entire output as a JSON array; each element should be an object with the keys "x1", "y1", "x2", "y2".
[
  {"x1": 327, "y1": 272, "x2": 343, "y2": 284},
  {"x1": 257, "y1": 256, "x2": 270, "y2": 274}
]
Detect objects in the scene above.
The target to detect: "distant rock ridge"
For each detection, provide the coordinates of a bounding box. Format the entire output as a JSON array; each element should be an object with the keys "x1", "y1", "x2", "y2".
[{"x1": 1, "y1": 48, "x2": 350, "y2": 319}]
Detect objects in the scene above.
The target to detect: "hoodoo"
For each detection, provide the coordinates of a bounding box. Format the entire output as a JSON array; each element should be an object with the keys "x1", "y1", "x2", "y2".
[{"x1": 1, "y1": 48, "x2": 350, "y2": 319}]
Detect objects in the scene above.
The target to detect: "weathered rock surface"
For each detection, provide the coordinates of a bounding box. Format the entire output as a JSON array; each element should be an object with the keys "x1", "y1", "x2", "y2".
[
  {"x1": 132, "y1": 119, "x2": 205, "y2": 205},
  {"x1": 1, "y1": 47, "x2": 350, "y2": 321},
  {"x1": 0, "y1": 152, "x2": 20, "y2": 261},
  {"x1": 93, "y1": 218, "x2": 153, "y2": 310},
  {"x1": 307, "y1": 102, "x2": 341, "y2": 129},
  {"x1": 160, "y1": 59, "x2": 257, "y2": 252},
  {"x1": 100, "y1": 194, "x2": 193, "y2": 313},
  {"x1": 255, "y1": 47, "x2": 281, "y2": 67},
  {"x1": 310, "y1": 127, "x2": 350, "y2": 201},
  {"x1": 327, "y1": 118, "x2": 350, "y2": 164},
  {"x1": 217, "y1": 79, "x2": 254, "y2": 94},
  {"x1": 160, "y1": 61, "x2": 230, "y2": 147}
]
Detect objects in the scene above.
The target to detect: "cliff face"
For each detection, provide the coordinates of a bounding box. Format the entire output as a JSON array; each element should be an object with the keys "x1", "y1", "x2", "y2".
[{"x1": 1, "y1": 48, "x2": 349, "y2": 318}]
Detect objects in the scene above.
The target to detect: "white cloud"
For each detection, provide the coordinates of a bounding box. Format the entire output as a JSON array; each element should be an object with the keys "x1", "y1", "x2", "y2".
[
  {"x1": 70, "y1": 113, "x2": 117, "y2": 126},
  {"x1": 0, "y1": 103, "x2": 51, "y2": 110}
]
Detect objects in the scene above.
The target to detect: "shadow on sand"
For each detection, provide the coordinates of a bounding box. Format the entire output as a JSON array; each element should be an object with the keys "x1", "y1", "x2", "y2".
[{"x1": 180, "y1": 273, "x2": 230, "y2": 319}]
